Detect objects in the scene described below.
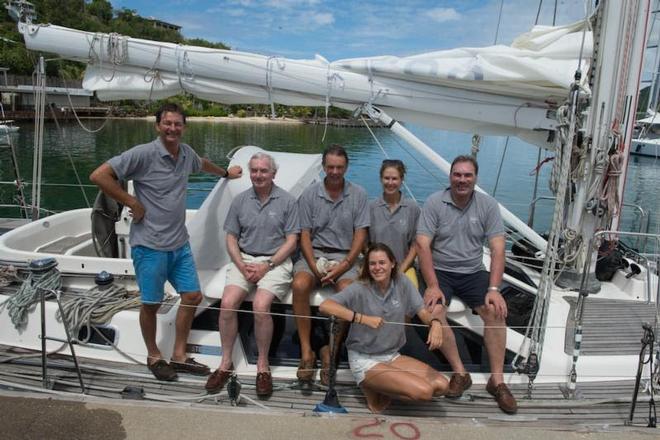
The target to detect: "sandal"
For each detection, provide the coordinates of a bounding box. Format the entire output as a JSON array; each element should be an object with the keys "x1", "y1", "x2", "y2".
[{"x1": 296, "y1": 353, "x2": 316, "y2": 382}]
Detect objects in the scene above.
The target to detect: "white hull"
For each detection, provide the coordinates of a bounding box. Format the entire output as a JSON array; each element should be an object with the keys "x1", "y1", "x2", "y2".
[
  {"x1": 0, "y1": 184, "x2": 656, "y2": 388},
  {"x1": 631, "y1": 137, "x2": 660, "y2": 157}
]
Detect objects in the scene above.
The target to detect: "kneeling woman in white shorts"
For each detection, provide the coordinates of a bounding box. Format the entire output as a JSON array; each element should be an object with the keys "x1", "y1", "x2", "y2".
[{"x1": 320, "y1": 243, "x2": 448, "y2": 413}]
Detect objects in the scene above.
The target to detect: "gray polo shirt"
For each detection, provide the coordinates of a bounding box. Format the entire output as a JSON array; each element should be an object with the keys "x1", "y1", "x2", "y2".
[
  {"x1": 107, "y1": 137, "x2": 202, "y2": 251},
  {"x1": 369, "y1": 195, "x2": 420, "y2": 264},
  {"x1": 333, "y1": 276, "x2": 424, "y2": 355},
  {"x1": 298, "y1": 180, "x2": 370, "y2": 251},
  {"x1": 224, "y1": 184, "x2": 299, "y2": 255},
  {"x1": 417, "y1": 188, "x2": 505, "y2": 273}
]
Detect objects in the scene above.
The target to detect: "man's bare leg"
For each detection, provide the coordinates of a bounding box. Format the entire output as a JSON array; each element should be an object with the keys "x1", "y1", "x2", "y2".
[
  {"x1": 171, "y1": 291, "x2": 202, "y2": 363},
  {"x1": 292, "y1": 272, "x2": 318, "y2": 379},
  {"x1": 218, "y1": 286, "x2": 248, "y2": 371},
  {"x1": 253, "y1": 289, "x2": 276, "y2": 372},
  {"x1": 140, "y1": 303, "x2": 162, "y2": 365}
]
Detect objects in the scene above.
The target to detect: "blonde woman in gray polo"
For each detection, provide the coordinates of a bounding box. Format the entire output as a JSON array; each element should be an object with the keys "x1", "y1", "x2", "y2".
[{"x1": 368, "y1": 159, "x2": 420, "y2": 287}]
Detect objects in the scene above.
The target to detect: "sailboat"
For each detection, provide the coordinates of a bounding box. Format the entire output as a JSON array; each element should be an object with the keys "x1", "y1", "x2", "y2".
[
  {"x1": 632, "y1": 0, "x2": 660, "y2": 158},
  {"x1": 0, "y1": 0, "x2": 658, "y2": 428}
]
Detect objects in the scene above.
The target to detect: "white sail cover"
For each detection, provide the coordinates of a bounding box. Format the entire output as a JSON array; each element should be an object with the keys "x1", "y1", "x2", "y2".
[{"x1": 19, "y1": 20, "x2": 592, "y2": 148}]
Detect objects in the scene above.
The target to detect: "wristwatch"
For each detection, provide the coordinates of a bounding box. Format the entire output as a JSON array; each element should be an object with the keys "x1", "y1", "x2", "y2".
[
  {"x1": 487, "y1": 286, "x2": 500, "y2": 292},
  {"x1": 266, "y1": 259, "x2": 276, "y2": 270}
]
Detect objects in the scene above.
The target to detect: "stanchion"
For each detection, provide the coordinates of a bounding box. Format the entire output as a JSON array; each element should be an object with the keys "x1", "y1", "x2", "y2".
[
  {"x1": 314, "y1": 315, "x2": 347, "y2": 413},
  {"x1": 32, "y1": 257, "x2": 57, "y2": 389},
  {"x1": 626, "y1": 323, "x2": 656, "y2": 427}
]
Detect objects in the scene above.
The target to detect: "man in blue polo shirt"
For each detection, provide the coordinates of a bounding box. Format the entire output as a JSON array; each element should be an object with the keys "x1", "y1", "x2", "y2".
[
  {"x1": 90, "y1": 102, "x2": 242, "y2": 381},
  {"x1": 416, "y1": 154, "x2": 517, "y2": 414}
]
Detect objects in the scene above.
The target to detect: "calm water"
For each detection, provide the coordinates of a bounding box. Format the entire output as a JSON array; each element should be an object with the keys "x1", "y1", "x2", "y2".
[{"x1": 1, "y1": 119, "x2": 659, "y2": 240}]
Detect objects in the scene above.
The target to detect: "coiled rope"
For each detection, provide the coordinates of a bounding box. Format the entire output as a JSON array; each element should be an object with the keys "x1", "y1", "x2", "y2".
[
  {"x1": 56, "y1": 284, "x2": 141, "y2": 344},
  {"x1": 0, "y1": 266, "x2": 61, "y2": 329}
]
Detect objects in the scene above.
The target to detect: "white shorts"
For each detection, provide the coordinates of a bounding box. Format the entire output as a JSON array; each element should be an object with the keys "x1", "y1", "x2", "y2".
[
  {"x1": 347, "y1": 349, "x2": 401, "y2": 385},
  {"x1": 225, "y1": 253, "x2": 293, "y2": 301}
]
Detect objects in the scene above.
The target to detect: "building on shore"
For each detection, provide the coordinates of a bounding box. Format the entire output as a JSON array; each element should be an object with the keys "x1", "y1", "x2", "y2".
[{"x1": 0, "y1": 70, "x2": 107, "y2": 119}]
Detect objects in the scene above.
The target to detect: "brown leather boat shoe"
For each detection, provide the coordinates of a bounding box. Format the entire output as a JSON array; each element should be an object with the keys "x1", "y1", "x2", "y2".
[
  {"x1": 445, "y1": 372, "x2": 472, "y2": 398},
  {"x1": 486, "y1": 378, "x2": 518, "y2": 414},
  {"x1": 256, "y1": 371, "x2": 273, "y2": 398},
  {"x1": 170, "y1": 357, "x2": 211, "y2": 376},
  {"x1": 205, "y1": 368, "x2": 233, "y2": 393},
  {"x1": 148, "y1": 359, "x2": 178, "y2": 381}
]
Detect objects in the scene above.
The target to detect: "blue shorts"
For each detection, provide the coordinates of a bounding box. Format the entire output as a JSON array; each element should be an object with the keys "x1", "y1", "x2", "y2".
[
  {"x1": 434, "y1": 269, "x2": 490, "y2": 309},
  {"x1": 132, "y1": 242, "x2": 201, "y2": 305}
]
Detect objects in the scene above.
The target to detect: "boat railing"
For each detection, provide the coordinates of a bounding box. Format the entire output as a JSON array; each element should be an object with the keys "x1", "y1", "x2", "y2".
[{"x1": 527, "y1": 196, "x2": 652, "y2": 249}]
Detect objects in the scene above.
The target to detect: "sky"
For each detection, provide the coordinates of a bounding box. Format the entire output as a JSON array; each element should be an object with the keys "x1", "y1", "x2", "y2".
[{"x1": 108, "y1": 0, "x2": 589, "y2": 60}]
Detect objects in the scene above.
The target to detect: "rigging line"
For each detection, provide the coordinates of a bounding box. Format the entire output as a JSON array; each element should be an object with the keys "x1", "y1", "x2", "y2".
[
  {"x1": 46, "y1": 106, "x2": 91, "y2": 208},
  {"x1": 358, "y1": 115, "x2": 416, "y2": 201},
  {"x1": 535, "y1": 0, "x2": 544, "y2": 25},
  {"x1": 56, "y1": 65, "x2": 110, "y2": 134},
  {"x1": 552, "y1": 0, "x2": 558, "y2": 26},
  {"x1": 493, "y1": 0, "x2": 504, "y2": 45},
  {"x1": 492, "y1": 136, "x2": 510, "y2": 197},
  {"x1": 377, "y1": 122, "x2": 447, "y2": 189}
]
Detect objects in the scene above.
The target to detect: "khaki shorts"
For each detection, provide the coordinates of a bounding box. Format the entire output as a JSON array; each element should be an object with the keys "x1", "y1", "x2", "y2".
[
  {"x1": 225, "y1": 253, "x2": 293, "y2": 301},
  {"x1": 292, "y1": 249, "x2": 360, "y2": 283}
]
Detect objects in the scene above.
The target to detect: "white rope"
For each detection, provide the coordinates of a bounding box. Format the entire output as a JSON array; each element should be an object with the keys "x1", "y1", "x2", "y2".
[
  {"x1": 266, "y1": 56, "x2": 285, "y2": 119},
  {"x1": 0, "y1": 266, "x2": 61, "y2": 329},
  {"x1": 321, "y1": 64, "x2": 344, "y2": 143}
]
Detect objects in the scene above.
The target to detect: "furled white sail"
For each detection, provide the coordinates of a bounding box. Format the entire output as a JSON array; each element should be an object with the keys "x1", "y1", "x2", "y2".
[{"x1": 19, "y1": 20, "x2": 591, "y2": 148}]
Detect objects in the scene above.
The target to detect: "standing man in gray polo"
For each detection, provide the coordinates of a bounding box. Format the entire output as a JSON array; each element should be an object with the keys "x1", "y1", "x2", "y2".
[
  {"x1": 90, "y1": 102, "x2": 242, "y2": 381},
  {"x1": 292, "y1": 144, "x2": 369, "y2": 384},
  {"x1": 205, "y1": 152, "x2": 299, "y2": 398},
  {"x1": 416, "y1": 154, "x2": 517, "y2": 414}
]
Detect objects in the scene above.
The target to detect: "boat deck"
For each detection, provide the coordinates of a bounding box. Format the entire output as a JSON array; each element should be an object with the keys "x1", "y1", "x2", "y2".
[
  {"x1": 564, "y1": 297, "x2": 659, "y2": 355},
  {"x1": 0, "y1": 347, "x2": 655, "y2": 429}
]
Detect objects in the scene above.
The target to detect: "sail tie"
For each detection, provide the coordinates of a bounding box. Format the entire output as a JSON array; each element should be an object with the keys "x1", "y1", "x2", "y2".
[
  {"x1": 266, "y1": 57, "x2": 285, "y2": 119},
  {"x1": 175, "y1": 45, "x2": 194, "y2": 94},
  {"x1": 321, "y1": 64, "x2": 344, "y2": 142},
  {"x1": 144, "y1": 47, "x2": 164, "y2": 102}
]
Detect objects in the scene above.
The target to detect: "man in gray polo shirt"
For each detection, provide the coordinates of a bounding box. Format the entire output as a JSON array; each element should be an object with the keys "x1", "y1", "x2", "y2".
[
  {"x1": 90, "y1": 102, "x2": 242, "y2": 381},
  {"x1": 416, "y1": 154, "x2": 517, "y2": 414},
  {"x1": 292, "y1": 144, "x2": 369, "y2": 383},
  {"x1": 205, "y1": 152, "x2": 299, "y2": 398}
]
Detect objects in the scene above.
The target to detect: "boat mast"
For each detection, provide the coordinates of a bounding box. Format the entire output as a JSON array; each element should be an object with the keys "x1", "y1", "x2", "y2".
[
  {"x1": 556, "y1": 0, "x2": 651, "y2": 291},
  {"x1": 31, "y1": 55, "x2": 46, "y2": 221}
]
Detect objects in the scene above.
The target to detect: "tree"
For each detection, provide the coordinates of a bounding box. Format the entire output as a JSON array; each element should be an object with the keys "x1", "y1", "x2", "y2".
[{"x1": 87, "y1": 0, "x2": 113, "y2": 24}]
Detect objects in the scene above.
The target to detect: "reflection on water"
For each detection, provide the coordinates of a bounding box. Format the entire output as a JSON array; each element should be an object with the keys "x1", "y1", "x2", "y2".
[{"x1": 1, "y1": 119, "x2": 658, "y2": 240}]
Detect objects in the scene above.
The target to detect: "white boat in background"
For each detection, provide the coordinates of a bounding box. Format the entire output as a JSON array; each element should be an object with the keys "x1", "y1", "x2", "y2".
[
  {"x1": 632, "y1": 2, "x2": 660, "y2": 158},
  {"x1": 632, "y1": 111, "x2": 660, "y2": 157},
  {"x1": 0, "y1": 122, "x2": 19, "y2": 134},
  {"x1": 0, "y1": 0, "x2": 658, "y2": 429},
  {"x1": 0, "y1": 104, "x2": 20, "y2": 138}
]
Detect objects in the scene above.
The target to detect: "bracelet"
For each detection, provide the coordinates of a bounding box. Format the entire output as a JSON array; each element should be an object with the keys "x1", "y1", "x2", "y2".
[
  {"x1": 351, "y1": 311, "x2": 357, "y2": 323},
  {"x1": 430, "y1": 318, "x2": 441, "y2": 327},
  {"x1": 487, "y1": 286, "x2": 500, "y2": 292},
  {"x1": 221, "y1": 168, "x2": 229, "y2": 178},
  {"x1": 357, "y1": 313, "x2": 362, "y2": 324}
]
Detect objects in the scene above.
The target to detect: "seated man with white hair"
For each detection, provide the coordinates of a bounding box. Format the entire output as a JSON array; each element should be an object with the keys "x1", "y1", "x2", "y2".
[{"x1": 205, "y1": 152, "x2": 299, "y2": 398}]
